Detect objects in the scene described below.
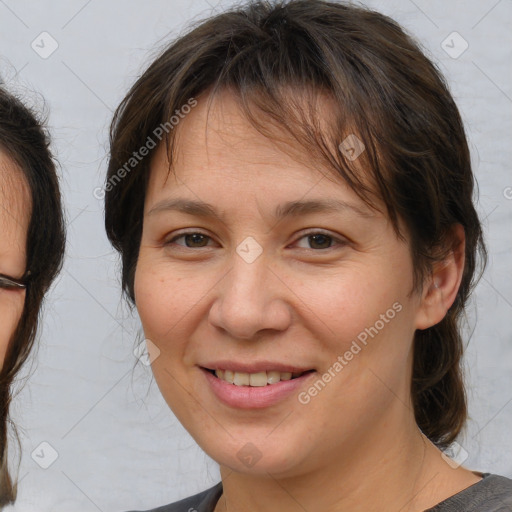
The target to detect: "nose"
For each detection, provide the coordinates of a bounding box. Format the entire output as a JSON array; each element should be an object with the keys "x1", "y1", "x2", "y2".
[{"x1": 208, "y1": 251, "x2": 292, "y2": 340}]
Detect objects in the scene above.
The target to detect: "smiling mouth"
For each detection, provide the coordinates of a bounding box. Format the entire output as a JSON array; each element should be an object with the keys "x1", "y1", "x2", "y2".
[{"x1": 204, "y1": 368, "x2": 315, "y2": 386}]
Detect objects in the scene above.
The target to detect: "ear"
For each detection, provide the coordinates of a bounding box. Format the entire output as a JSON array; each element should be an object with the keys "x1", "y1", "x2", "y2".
[{"x1": 414, "y1": 224, "x2": 465, "y2": 331}]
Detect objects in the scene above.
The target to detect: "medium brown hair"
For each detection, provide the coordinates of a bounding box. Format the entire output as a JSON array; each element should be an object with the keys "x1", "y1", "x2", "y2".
[
  {"x1": 0, "y1": 85, "x2": 66, "y2": 506},
  {"x1": 104, "y1": 0, "x2": 486, "y2": 449}
]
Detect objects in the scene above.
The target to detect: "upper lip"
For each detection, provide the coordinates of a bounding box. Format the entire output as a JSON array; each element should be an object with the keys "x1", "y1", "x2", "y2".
[{"x1": 200, "y1": 361, "x2": 315, "y2": 374}]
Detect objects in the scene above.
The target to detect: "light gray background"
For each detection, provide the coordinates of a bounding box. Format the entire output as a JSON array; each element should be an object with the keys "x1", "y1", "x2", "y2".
[{"x1": 0, "y1": 0, "x2": 511, "y2": 510}]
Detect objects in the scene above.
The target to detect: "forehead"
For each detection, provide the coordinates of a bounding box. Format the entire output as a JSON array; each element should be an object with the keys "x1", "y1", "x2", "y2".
[
  {"x1": 144, "y1": 88, "x2": 389, "y2": 231},
  {"x1": 0, "y1": 150, "x2": 31, "y2": 243},
  {"x1": 149, "y1": 88, "x2": 364, "y2": 195}
]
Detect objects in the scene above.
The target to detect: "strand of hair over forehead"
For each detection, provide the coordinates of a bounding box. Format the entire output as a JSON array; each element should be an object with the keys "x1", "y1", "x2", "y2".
[{"x1": 158, "y1": 0, "x2": 387, "y2": 218}]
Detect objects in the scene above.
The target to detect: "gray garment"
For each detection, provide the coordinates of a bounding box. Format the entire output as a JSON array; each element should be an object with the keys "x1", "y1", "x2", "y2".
[
  {"x1": 127, "y1": 473, "x2": 512, "y2": 511},
  {"x1": 425, "y1": 474, "x2": 512, "y2": 511}
]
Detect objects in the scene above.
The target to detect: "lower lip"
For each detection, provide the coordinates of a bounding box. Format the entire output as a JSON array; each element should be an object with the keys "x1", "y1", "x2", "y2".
[{"x1": 200, "y1": 367, "x2": 316, "y2": 409}]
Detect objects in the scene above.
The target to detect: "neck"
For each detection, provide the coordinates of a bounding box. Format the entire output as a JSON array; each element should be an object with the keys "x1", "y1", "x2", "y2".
[{"x1": 214, "y1": 407, "x2": 474, "y2": 512}]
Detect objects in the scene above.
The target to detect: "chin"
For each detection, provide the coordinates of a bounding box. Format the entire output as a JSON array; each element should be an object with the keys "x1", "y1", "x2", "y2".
[{"x1": 197, "y1": 434, "x2": 310, "y2": 477}]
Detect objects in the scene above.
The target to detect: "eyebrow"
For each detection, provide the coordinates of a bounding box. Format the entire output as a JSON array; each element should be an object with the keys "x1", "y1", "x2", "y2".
[{"x1": 147, "y1": 197, "x2": 375, "y2": 222}]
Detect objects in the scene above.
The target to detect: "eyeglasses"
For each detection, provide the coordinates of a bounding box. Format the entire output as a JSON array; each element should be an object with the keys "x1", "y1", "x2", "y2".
[{"x1": 0, "y1": 270, "x2": 31, "y2": 290}]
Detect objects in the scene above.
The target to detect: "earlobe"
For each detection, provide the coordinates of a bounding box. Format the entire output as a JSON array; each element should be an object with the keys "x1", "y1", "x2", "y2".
[{"x1": 415, "y1": 225, "x2": 466, "y2": 331}]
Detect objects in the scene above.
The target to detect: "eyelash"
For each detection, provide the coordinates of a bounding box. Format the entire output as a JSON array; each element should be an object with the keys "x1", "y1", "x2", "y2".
[{"x1": 164, "y1": 229, "x2": 347, "y2": 252}]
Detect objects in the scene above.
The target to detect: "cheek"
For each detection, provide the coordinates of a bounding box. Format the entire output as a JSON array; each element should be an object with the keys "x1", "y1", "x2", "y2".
[
  {"x1": 0, "y1": 293, "x2": 25, "y2": 366},
  {"x1": 133, "y1": 260, "x2": 213, "y2": 419},
  {"x1": 134, "y1": 270, "x2": 175, "y2": 342},
  {"x1": 133, "y1": 259, "x2": 203, "y2": 354},
  {"x1": 295, "y1": 264, "x2": 417, "y2": 400},
  {"x1": 291, "y1": 265, "x2": 407, "y2": 344}
]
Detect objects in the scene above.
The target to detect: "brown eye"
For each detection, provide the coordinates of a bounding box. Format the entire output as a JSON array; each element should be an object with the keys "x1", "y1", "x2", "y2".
[
  {"x1": 293, "y1": 231, "x2": 346, "y2": 251},
  {"x1": 306, "y1": 234, "x2": 332, "y2": 250},
  {"x1": 166, "y1": 232, "x2": 213, "y2": 248}
]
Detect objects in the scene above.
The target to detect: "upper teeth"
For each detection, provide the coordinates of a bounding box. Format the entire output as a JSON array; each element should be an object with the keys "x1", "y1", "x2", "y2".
[{"x1": 214, "y1": 369, "x2": 303, "y2": 386}]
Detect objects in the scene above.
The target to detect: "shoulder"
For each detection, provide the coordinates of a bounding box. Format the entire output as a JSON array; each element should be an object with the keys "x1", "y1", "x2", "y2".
[
  {"x1": 124, "y1": 481, "x2": 223, "y2": 512},
  {"x1": 426, "y1": 473, "x2": 512, "y2": 511}
]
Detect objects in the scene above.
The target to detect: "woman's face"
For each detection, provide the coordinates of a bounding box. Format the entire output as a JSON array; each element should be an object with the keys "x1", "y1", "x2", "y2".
[
  {"x1": 0, "y1": 152, "x2": 29, "y2": 367},
  {"x1": 134, "y1": 91, "x2": 433, "y2": 477}
]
